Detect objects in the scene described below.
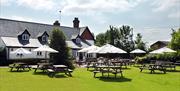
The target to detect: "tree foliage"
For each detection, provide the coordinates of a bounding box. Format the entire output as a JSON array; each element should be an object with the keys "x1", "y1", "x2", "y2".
[
  {"x1": 134, "y1": 33, "x2": 146, "y2": 51},
  {"x1": 95, "y1": 33, "x2": 106, "y2": 46},
  {"x1": 117, "y1": 25, "x2": 134, "y2": 52},
  {"x1": 49, "y1": 28, "x2": 74, "y2": 69},
  {"x1": 169, "y1": 28, "x2": 180, "y2": 51},
  {"x1": 95, "y1": 25, "x2": 137, "y2": 53}
]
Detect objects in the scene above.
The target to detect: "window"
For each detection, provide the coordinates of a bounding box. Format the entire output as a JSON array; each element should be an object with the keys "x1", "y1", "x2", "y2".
[
  {"x1": 42, "y1": 35, "x2": 48, "y2": 42},
  {"x1": 22, "y1": 34, "x2": 29, "y2": 40},
  {"x1": 37, "y1": 52, "x2": 42, "y2": 56},
  {"x1": 76, "y1": 52, "x2": 78, "y2": 56},
  {"x1": 76, "y1": 38, "x2": 81, "y2": 44},
  {"x1": 11, "y1": 48, "x2": 14, "y2": 51}
]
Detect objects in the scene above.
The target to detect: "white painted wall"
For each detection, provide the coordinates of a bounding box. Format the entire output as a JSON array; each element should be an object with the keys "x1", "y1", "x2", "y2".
[
  {"x1": 86, "y1": 40, "x2": 94, "y2": 45},
  {"x1": 9, "y1": 48, "x2": 50, "y2": 60}
]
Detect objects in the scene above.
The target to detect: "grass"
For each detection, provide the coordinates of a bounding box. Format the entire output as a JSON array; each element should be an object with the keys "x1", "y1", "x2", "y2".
[{"x1": 0, "y1": 66, "x2": 180, "y2": 91}]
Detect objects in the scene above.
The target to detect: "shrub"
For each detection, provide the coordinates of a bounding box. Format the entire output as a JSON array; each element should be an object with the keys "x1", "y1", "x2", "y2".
[{"x1": 135, "y1": 51, "x2": 180, "y2": 63}]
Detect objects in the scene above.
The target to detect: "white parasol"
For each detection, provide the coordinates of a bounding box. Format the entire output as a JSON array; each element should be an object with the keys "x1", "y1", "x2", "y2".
[
  {"x1": 33, "y1": 45, "x2": 58, "y2": 60},
  {"x1": 150, "y1": 47, "x2": 176, "y2": 54},
  {"x1": 95, "y1": 44, "x2": 127, "y2": 54},
  {"x1": 130, "y1": 49, "x2": 146, "y2": 54}
]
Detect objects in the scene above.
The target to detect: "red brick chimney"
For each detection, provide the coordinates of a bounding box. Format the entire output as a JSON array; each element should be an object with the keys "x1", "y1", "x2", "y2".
[{"x1": 73, "y1": 17, "x2": 79, "y2": 28}]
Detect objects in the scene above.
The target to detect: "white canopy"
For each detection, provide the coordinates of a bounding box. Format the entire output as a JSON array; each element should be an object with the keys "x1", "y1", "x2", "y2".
[
  {"x1": 150, "y1": 47, "x2": 176, "y2": 54},
  {"x1": 130, "y1": 49, "x2": 146, "y2": 54},
  {"x1": 33, "y1": 45, "x2": 58, "y2": 53},
  {"x1": 95, "y1": 44, "x2": 127, "y2": 54},
  {"x1": 11, "y1": 48, "x2": 31, "y2": 54},
  {"x1": 78, "y1": 45, "x2": 100, "y2": 53}
]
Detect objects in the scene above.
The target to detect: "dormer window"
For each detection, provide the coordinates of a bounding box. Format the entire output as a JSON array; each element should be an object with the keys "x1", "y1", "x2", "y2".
[
  {"x1": 37, "y1": 31, "x2": 49, "y2": 45},
  {"x1": 42, "y1": 35, "x2": 48, "y2": 42},
  {"x1": 76, "y1": 38, "x2": 81, "y2": 44},
  {"x1": 22, "y1": 34, "x2": 29, "y2": 40}
]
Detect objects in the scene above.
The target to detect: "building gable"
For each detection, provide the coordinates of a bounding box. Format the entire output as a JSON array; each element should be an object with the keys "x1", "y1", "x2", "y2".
[
  {"x1": 80, "y1": 27, "x2": 94, "y2": 40},
  {"x1": 150, "y1": 41, "x2": 170, "y2": 50}
]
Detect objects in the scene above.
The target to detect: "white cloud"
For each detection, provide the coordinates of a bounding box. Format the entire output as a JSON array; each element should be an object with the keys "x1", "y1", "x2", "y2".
[
  {"x1": 11, "y1": 16, "x2": 34, "y2": 22},
  {"x1": 16, "y1": 0, "x2": 57, "y2": 10},
  {"x1": 61, "y1": 0, "x2": 144, "y2": 15},
  {"x1": 151, "y1": 0, "x2": 180, "y2": 19},
  {"x1": 0, "y1": 15, "x2": 51, "y2": 24},
  {"x1": 152, "y1": 0, "x2": 179, "y2": 12},
  {"x1": 0, "y1": 0, "x2": 13, "y2": 6},
  {"x1": 168, "y1": 12, "x2": 180, "y2": 18},
  {"x1": 134, "y1": 26, "x2": 178, "y2": 45}
]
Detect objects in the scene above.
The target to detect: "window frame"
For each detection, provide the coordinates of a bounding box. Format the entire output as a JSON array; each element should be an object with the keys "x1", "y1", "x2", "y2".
[
  {"x1": 22, "y1": 34, "x2": 29, "y2": 40},
  {"x1": 37, "y1": 51, "x2": 42, "y2": 56},
  {"x1": 76, "y1": 38, "x2": 81, "y2": 44}
]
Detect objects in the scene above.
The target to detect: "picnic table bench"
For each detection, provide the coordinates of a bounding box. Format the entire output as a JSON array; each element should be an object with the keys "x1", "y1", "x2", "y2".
[
  {"x1": 174, "y1": 61, "x2": 180, "y2": 66},
  {"x1": 33, "y1": 63, "x2": 52, "y2": 72},
  {"x1": 163, "y1": 62, "x2": 176, "y2": 70},
  {"x1": 93, "y1": 65, "x2": 123, "y2": 78},
  {"x1": 9, "y1": 62, "x2": 31, "y2": 72},
  {"x1": 139, "y1": 64, "x2": 166, "y2": 74},
  {"x1": 47, "y1": 65, "x2": 73, "y2": 77}
]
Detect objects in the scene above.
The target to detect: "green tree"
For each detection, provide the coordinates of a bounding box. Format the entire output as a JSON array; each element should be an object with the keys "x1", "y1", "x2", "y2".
[
  {"x1": 95, "y1": 33, "x2": 106, "y2": 46},
  {"x1": 117, "y1": 25, "x2": 135, "y2": 53},
  {"x1": 169, "y1": 28, "x2": 180, "y2": 51},
  {"x1": 108, "y1": 26, "x2": 119, "y2": 45},
  {"x1": 135, "y1": 33, "x2": 146, "y2": 51},
  {"x1": 95, "y1": 25, "x2": 146, "y2": 53},
  {"x1": 49, "y1": 28, "x2": 74, "y2": 69}
]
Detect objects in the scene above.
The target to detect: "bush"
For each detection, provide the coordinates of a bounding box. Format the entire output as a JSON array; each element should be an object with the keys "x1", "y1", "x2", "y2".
[{"x1": 135, "y1": 51, "x2": 180, "y2": 63}]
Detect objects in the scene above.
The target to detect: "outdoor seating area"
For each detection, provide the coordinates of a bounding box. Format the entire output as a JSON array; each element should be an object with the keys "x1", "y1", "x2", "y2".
[
  {"x1": 93, "y1": 65, "x2": 123, "y2": 78},
  {"x1": 1, "y1": 66, "x2": 180, "y2": 91},
  {"x1": 9, "y1": 62, "x2": 31, "y2": 72},
  {"x1": 47, "y1": 65, "x2": 73, "y2": 77},
  {"x1": 8, "y1": 62, "x2": 73, "y2": 78},
  {"x1": 139, "y1": 61, "x2": 177, "y2": 74},
  {"x1": 85, "y1": 57, "x2": 135, "y2": 78}
]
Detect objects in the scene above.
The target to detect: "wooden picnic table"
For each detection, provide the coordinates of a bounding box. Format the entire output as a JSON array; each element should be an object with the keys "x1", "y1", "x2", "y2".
[
  {"x1": 9, "y1": 62, "x2": 31, "y2": 72},
  {"x1": 93, "y1": 65, "x2": 123, "y2": 78},
  {"x1": 33, "y1": 63, "x2": 52, "y2": 72},
  {"x1": 140, "y1": 64, "x2": 166, "y2": 74},
  {"x1": 47, "y1": 65, "x2": 73, "y2": 77}
]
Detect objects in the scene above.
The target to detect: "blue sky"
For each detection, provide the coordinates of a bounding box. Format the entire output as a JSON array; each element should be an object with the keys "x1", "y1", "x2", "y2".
[{"x1": 0, "y1": 0, "x2": 180, "y2": 45}]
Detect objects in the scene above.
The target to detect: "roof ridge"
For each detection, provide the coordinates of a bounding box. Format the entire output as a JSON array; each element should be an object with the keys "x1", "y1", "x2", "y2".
[{"x1": 0, "y1": 18, "x2": 53, "y2": 26}]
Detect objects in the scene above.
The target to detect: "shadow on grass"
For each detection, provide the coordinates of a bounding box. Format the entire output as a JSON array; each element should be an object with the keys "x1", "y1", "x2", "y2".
[
  {"x1": 33, "y1": 72, "x2": 48, "y2": 76},
  {"x1": 141, "y1": 71, "x2": 166, "y2": 75},
  {"x1": 166, "y1": 70, "x2": 180, "y2": 72},
  {"x1": 53, "y1": 74, "x2": 68, "y2": 78},
  {"x1": 98, "y1": 76, "x2": 132, "y2": 82},
  {"x1": 8, "y1": 70, "x2": 30, "y2": 73}
]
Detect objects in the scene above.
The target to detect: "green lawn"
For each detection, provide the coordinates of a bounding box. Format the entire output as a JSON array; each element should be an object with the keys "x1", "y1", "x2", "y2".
[{"x1": 0, "y1": 66, "x2": 180, "y2": 91}]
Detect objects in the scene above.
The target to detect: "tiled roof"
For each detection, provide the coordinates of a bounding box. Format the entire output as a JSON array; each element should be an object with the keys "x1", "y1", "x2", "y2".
[
  {"x1": 66, "y1": 40, "x2": 91, "y2": 49},
  {"x1": 0, "y1": 18, "x2": 94, "y2": 49},
  {"x1": 1, "y1": 36, "x2": 90, "y2": 49},
  {"x1": 0, "y1": 18, "x2": 79, "y2": 41},
  {"x1": 1, "y1": 37, "x2": 42, "y2": 48}
]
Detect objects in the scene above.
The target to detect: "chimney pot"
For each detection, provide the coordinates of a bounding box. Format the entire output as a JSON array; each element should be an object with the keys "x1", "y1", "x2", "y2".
[
  {"x1": 53, "y1": 20, "x2": 60, "y2": 26},
  {"x1": 73, "y1": 17, "x2": 80, "y2": 28}
]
